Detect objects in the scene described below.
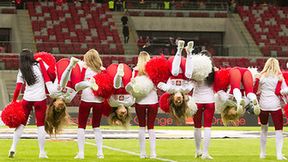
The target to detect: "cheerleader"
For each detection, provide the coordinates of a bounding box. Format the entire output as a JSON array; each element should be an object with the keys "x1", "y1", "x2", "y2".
[
  {"x1": 75, "y1": 49, "x2": 105, "y2": 159},
  {"x1": 157, "y1": 40, "x2": 197, "y2": 122},
  {"x1": 126, "y1": 51, "x2": 158, "y2": 159},
  {"x1": 254, "y1": 58, "x2": 287, "y2": 160},
  {"x1": 38, "y1": 57, "x2": 97, "y2": 135},
  {"x1": 214, "y1": 67, "x2": 260, "y2": 125},
  {"x1": 192, "y1": 61, "x2": 215, "y2": 160},
  {"x1": 106, "y1": 63, "x2": 134, "y2": 127},
  {"x1": 9, "y1": 49, "x2": 48, "y2": 158}
]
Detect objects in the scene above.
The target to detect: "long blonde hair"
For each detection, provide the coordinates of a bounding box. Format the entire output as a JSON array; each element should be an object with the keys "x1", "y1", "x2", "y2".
[
  {"x1": 221, "y1": 99, "x2": 240, "y2": 126},
  {"x1": 260, "y1": 57, "x2": 281, "y2": 77},
  {"x1": 84, "y1": 49, "x2": 103, "y2": 73},
  {"x1": 136, "y1": 51, "x2": 150, "y2": 76}
]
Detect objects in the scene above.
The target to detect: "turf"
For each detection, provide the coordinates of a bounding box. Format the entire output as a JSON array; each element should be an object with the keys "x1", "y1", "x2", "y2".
[{"x1": 0, "y1": 138, "x2": 287, "y2": 162}]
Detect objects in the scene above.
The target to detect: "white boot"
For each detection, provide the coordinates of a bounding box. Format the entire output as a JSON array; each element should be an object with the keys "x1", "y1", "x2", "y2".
[
  {"x1": 194, "y1": 128, "x2": 202, "y2": 158},
  {"x1": 202, "y1": 128, "x2": 213, "y2": 160},
  {"x1": 94, "y1": 128, "x2": 104, "y2": 159},
  {"x1": 185, "y1": 41, "x2": 194, "y2": 79},
  {"x1": 233, "y1": 88, "x2": 245, "y2": 114},
  {"x1": 139, "y1": 127, "x2": 147, "y2": 158},
  {"x1": 75, "y1": 128, "x2": 85, "y2": 159},
  {"x1": 9, "y1": 124, "x2": 25, "y2": 158},
  {"x1": 260, "y1": 124, "x2": 268, "y2": 159},
  {"x1": 171, "y1": 40, "x2": 185, "y2": 76},
  {"x1": 38, "y1": 126, "x2": 48, "y2": 159},
  {"x1": 247, "y1": 93, "x2": 260, "y2": 115},
  {"x1": 275, "y1": 130, "x2": 286, "y2": 160},
  {"x1": 148, "y1": 129, "x2": 156, "y2": 159}
]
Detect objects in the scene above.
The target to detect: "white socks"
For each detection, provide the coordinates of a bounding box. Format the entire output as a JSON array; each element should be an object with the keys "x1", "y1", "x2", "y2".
[
  {"x1": 171, "y1": 40, "x2": 184, "y2": 76},
  {"x1": 10, "y1": 124, "x2": 25, "y2": 152},
  {"x1": 260, "y1": 124, "x2": 268, "y2": 158},
  {"x1": 148, "y1": 129, "x2": 156, "y2": 158},
  {"x1": 275, "y1": 130, "x2": 284, "y2": 160},
  {"x1": 139, "y1": 127, "x2": 146, "y2": 158},
  {"x1": 203, "y1": 128, "x2": 211, "y2": 156},
  {"x1": 76, "y1": 128, "x2": 85, "y2": 157},
  {"x1": 185, "y1": 53, "x2": 193, "y2": 79},
  {"x1": 37, "y1": 126, "x2": 47, "y2": 158},
  {"x1": 194, "y1": 128, "x2": 202, "y2": 154},
  {"x1": 93, "y1": 127, "x2": 104, "y2": 158}
]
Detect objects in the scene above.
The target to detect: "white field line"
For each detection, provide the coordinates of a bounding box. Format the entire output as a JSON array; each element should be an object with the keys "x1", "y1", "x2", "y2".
[{"x1": 85, "y1": 142, "x2": 177, "y2": 162}]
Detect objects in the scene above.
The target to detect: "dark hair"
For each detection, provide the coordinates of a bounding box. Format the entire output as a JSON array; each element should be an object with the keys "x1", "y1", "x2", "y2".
[
  {"x1": 205, "y1": 66, "x2": 215, "y2": 86},
  {"x1": 108, "y1": 106, "x2": 131, "y2": 128},
  {"x1": 19, "y1": 49, "x2": 37, "y2": 86}
]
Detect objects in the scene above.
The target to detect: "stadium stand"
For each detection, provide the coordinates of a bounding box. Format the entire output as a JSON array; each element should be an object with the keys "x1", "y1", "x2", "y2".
[
  {"x1": 27, "y1": 1, "x2": 124, "y2": 54},
  {"x1": 238, "y1": 5, "x2": 288, "y2": 57}
]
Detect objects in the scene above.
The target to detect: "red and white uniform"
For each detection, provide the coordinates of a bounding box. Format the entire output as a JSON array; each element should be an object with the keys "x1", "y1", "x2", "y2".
[
  {"x1": 78, "y1": 67, "x2": 104, "y2": 129},
  {"x1": 193, "y1": 81, "x2": 215, "y2": 128},
  {"x1": 15, "y1": 64, "x2": 47, "y2": 127},
  {"x1": 257, "y1": 76, "x2": 286, "y2": 130}
]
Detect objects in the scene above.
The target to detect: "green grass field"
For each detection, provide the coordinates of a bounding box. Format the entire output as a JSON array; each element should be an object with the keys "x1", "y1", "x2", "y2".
[{"x1": 0, "y1": 138, "x2": 287, "y2": 162}]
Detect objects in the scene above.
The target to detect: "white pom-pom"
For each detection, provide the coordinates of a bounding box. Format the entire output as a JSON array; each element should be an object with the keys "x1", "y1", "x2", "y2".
[
  {"x1": 191, "y1": 54, "x2": 212, "y2": 82},
  {"x1": 248, "y1": 67, "x2": 259, "y2": 83},
  {"x1": 126, "y1": 75, "x2": 154, "y2": 99},
  {"x1": 186, "y1": 96, "x2": 198, "y2": 116}
]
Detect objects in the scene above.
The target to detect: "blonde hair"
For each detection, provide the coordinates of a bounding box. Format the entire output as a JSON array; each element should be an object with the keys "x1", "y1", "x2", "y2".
[
  {"x1": 221, "y1": 100, "x2": 241, "y2": 126},
  {"x1": 84, "y1": 49, "x2": 103, "y2": 73},
  {"x1": 168, "y1": 92, "x2": 189, "y2": 123},
  {"x1": 136, "y1": 51, "x2": 150, "y2": 76},
  {"x1": 260, "y1": 57, "x2": 281, "y2": 77}
]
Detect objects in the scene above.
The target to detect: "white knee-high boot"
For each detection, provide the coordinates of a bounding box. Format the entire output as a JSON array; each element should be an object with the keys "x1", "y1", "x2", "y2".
[
  {"x1": 185, "y1": 41, "x2": 194, "y2": 79},
  {"x1": 37, "y1": 126, "x2": 48, "y2": 158},
  {"x1": 148, "y1": 129, "x2": 156, "y2": 158},
  {"x1": 9, "y1": 124, "x2": 25, "y2": 158},
  {"x1": 201, "y1": 128, "x2": 213, "y2": 160},
  {"x1": 275, "y1": 130, "x2": 286, "y2": 160},
  {"x1": 171, "y1": 40, "x2": 184, "y2": 76},
  {"x1": 75, "y1": 128, "x2": 85, "y2": 159},
  {"x1": 194, "y1": 128, "x2": 202, "y2": 158},
  {"x1": 139, "y1": 127, "x2": 146, "y2": 158},
  {"x1": 260, "y1": 124, "x2": 268, "y2": 158},
  {"x1": 93, "y1": 127, "x2": 104, "y2": 158}
]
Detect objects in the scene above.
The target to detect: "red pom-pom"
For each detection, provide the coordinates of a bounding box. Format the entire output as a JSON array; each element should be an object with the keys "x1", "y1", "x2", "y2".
[
  {"x1": 106, "y1": 63, "x2": 132, "y2": 94},
  {"x1": 159, "y1": 93, "x2": 171, "y2": 113},
  {"x1": 214, "y1": 68, "x2": 230, "y2": 92},
  {"x1": 284, "y1": 104, "x2": 288, "y2": 118},
  {"x1": 93, "y1": 70, "x2": 114, "y2": 99},
  {"x1": 34, "y1": 52, "x2": 56, "y2": 81},
  {"x1": 145, "y1": 55, "x2": 170, "y2": 85},
  {"x1": 167, "y1": 56, "x2": 186, "y2": 79},
  {"x1": 282, "y1": 71, "x2": 288, "y2": 85},
  {"x1": 102, "y1": 99, "x2": 112, "y2": 117},
  {"x1": 1, "y1": 101, "x2": 26, "y2": 128}
]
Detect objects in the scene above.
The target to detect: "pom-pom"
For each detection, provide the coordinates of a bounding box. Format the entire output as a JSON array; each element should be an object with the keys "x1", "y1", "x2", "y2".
[
  {"x1": 92, "y1": 70, "x2": 114, "y2": 99},
  {"x1": 190, "y1": 54, "x2": 212, "y2": 82},
  {"x1": 145, "y1": 55, "x2": 170, "y2": 85},
  {"x1": 102, "y1": 99, "x2": 112, "y2": 117},
  {"x1": 34, "y1": 52, "x2": 56, "y2": 81},
  {"x1": 126, "y1": 76, "x2": 154, "y2": 99},
  {"x1": 186, "y1": 96, "x2": 198, "y2": 116},
  {"x1": 159, "y1": 93, "x2": 171, "y2": 113},
  {"x1": 214, "y1": 68, "x2": 230, "y2": 92},
  {"x1": 106, "y1": 63, "x2": 132, "y2": 94},
  {"x1": 248, "y1": 67, "x2": 259, "y2": 83},
  {"x1": 1, "y1": 101, "x2": 26, "y2": 128}
]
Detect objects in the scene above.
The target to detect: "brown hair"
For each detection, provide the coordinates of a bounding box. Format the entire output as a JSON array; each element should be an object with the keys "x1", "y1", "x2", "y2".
[
  {"x1": 84, "y1": 49, "x2": 103, "y2": 73},
  {"x1": 136, "y1": 51, "x2": 150, "y2": 76},
  {"x1": 108, "y1": 106, "x2": 131, "y2": 128},
  {"x1": 168, "y1": 92, "x2": 188, "y2": 123},
  {"x1": 221, "y1": 99, "x2": 240, "y2": 126},
  {"x1": 45, "y1": 99, "x2": 70, "y2": 135}
]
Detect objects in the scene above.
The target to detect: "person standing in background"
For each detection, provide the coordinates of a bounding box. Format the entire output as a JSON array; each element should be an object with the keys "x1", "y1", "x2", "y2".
[{"x1": 123, "y1": 24, "x2": 129, "y2": 44}]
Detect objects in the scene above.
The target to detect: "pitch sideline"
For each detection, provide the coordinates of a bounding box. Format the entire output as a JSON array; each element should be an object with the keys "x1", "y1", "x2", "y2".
[{"x1": 85, "y1": 142, "x2": 177, "y2": 162}]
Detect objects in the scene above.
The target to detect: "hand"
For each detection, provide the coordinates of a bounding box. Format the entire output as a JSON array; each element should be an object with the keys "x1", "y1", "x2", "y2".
[
  {"x1": 278, "y1": 74, "x2": 283, "y2": 81},
  {"x1": 36, "y1": 57, "x2": 42, "y2": 61},
  {"x1": 157, "y1": 82, "x2": 167, "y2": 91},
  {"x1": 255, "y1": 73, "x2": 261, "y2": 79}
]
